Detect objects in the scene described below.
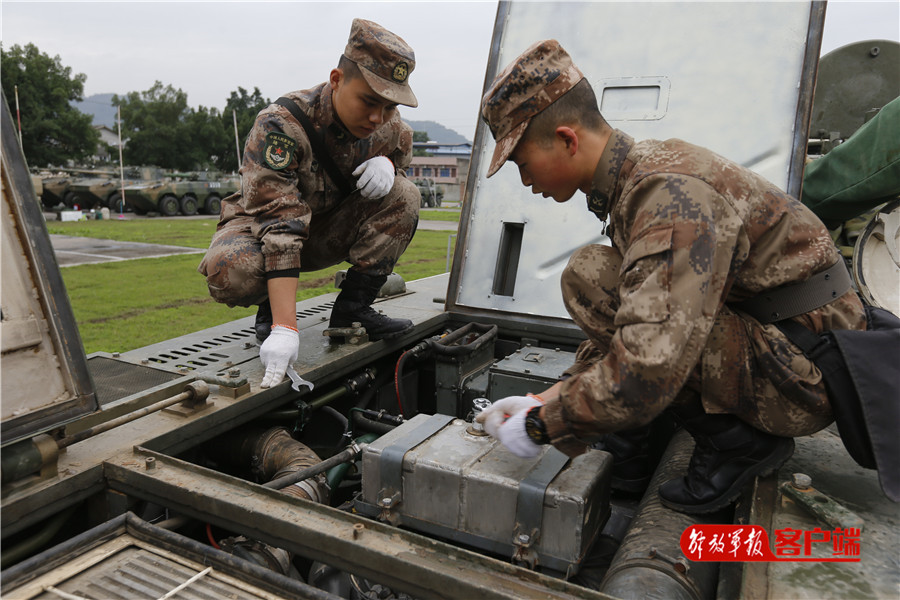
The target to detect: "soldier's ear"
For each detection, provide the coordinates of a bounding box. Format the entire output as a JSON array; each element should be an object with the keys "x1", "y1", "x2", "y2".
[
  {"x1": 556, "y1": 126, "x2": 579, "y2": 155},
  {"x1": 330, "y1": 68, "x2": 344, "y2": 90}
]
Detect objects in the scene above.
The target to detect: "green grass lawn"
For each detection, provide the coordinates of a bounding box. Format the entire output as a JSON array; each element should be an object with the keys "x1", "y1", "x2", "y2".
[{"x1": 52, "y1": 217, "x2": 459, "y2": 354}]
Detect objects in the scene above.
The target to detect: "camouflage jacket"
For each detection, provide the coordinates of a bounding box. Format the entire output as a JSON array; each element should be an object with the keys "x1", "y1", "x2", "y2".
[
  {"x1": 218, "y1": 82, "x2": 413, "y2": 272},
  {"x1": 542, "y1": 129, "x2": 866, "y2": 456}
]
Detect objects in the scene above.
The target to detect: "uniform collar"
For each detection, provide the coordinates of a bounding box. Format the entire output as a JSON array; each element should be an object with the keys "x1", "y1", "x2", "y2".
[
  {"x1": 586, "y1": 129, "x2": 634, "y2": 221},
  {"x1": 315, "y1": 82, "x2": 353, "y2": 142}
]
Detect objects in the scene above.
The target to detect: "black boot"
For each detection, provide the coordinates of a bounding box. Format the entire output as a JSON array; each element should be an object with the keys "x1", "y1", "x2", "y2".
[
  {"x1": 329, "y1": 271, "x2": 413, "y2": 340},
  {"x1": 658, "y1": 407, "x2": 794, "y2": 514},
  {"x1": 255, "y1": 299, "x2": 273, "y2": 343},
  {"x1": 592, "y1": 425, "x2": 654, "y2": 494}
]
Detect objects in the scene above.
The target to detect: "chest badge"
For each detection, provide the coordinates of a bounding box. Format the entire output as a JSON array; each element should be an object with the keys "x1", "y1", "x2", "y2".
[{"x1": 264, "y1": 132, "x2": 297, "y2": 170}]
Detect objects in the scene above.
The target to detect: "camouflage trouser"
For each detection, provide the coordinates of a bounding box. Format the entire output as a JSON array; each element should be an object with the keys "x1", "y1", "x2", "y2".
[
  {"x1": 198, "y1": 177, "x2": 419, "y2": 307},
  {"x1": 561, "y1": 244, "x2": 833, "y2": 437}
]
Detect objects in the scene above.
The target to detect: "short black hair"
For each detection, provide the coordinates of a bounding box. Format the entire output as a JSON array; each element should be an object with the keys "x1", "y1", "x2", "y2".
[
  {"x1": 337, "y1": 54, "x2": 363, "y2": 82},
  {"x1": 523, "y1": 79, "x2": 609, "y2": 146}
]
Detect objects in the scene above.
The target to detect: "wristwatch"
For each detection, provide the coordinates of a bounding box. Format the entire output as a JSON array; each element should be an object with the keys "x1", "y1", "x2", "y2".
[{"x1": 524, "y1": 405, "x2": 550, "y2": 445}]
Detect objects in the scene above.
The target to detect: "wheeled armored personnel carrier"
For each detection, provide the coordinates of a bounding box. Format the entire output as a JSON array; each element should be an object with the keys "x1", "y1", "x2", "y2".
[
  {"x1": 2, "y1": 3, "x2": 897, "y2": 599},
  {"x1": 123, "y1": 171, "x2": 238, "y2": 216},
  {"x1": 415, "y1": 178, "x2": 444, "y2": 208}
]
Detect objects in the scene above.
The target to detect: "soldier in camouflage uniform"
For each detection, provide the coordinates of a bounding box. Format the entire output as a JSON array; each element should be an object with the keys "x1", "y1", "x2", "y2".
[
  {"x1": 476, "y1": 40, "x2": 867, "y2": 514},
  {"x1": 199, "y1": 19, "x2": 420, "y2": 388}
]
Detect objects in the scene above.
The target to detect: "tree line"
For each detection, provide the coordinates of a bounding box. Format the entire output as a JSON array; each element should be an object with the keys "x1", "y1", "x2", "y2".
[{"x1": 2, "y1": 43, "x2": 284, "y2": 173}]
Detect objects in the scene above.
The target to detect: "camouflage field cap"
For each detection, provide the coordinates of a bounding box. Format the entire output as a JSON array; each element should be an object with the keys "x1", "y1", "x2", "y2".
[
  {"x1": 481, "y1": 40, "x2": 584, "y2": 177},
  {"x1": 344, "y1": 18, "x2": 418, "y2": 108}
]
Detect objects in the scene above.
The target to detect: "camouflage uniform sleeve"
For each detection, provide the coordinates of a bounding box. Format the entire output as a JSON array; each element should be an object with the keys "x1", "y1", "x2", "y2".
[
  {"x1": 543, "y1": 173, "x2": 742, "y2": 456},
  {"x1": 242, "y1": 108, "x2": 312, "y2": 273},
  {"x1": 562, "y1": 339, "x2": 604, "y2": 379}
]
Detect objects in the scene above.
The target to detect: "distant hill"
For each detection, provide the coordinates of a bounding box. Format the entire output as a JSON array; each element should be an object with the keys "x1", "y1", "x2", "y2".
[
  {"x1": 73, "y1": 94, "x2": 471, "y2": 143},
  {"x1": 405, "y1": 120, "x2": 470, "y2": 145},
  {"x1": 72, "y1": 93, "x2": 118, "y2": 128}
]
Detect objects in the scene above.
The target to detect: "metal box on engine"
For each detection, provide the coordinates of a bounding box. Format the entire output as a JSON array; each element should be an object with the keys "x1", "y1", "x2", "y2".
[{"x1": 357, "y1": 413, "x2": 612, "y2": 574}]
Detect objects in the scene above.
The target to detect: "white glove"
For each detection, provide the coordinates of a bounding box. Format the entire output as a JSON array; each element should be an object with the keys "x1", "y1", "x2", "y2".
[
  {"x1": 352, "y1": 156, "x2": 395, "y2": 199},
  {"x1": 476, "y1": 395, "x2": 543, "y2": 458},
  {"x1": 259, "y1": 325, "x2": 299, "y2": 388}
]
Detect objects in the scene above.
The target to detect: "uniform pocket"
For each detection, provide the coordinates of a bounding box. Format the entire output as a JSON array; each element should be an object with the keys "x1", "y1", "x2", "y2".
[{"x1": 615, "y1": 225, "x2": 673, "y2": 325}]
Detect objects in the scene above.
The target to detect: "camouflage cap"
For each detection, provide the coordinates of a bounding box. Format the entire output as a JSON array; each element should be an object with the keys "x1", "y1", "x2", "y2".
[
  {"x1": 344, "y1": 18, "x2": 418, "y2": 108},
  {"x1": 481, "y1": 40, "x2": 584, "y2": 177}
]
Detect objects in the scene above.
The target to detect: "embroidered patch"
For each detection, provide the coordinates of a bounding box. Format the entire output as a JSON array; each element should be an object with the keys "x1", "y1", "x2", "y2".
[
  {"x1": 264, "y1": 132, "x2": 297, "y2": 170},
  {"x1": 392, "y1": 62, "x2": 409, "y2": 83}
]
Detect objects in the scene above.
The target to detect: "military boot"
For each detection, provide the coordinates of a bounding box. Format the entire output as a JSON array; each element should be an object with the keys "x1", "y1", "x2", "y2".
[
  {"x1": 329, "y1": 271, "x2": 413, "y2": 340},
  {"x1": 658, "y1": 406, "x2": 794, "y2": 514},
  {"x1": 255, "y1": 299, "x2": 273, "y2": 343},
  {"x1": 592, "y1": 425, "x2": 654, "y2": 494}
]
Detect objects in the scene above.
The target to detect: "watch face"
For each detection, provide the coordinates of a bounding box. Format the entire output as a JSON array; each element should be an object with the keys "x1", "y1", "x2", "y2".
[{"x1": 525, "y1": 411, "x2": 547, "y2": 444}]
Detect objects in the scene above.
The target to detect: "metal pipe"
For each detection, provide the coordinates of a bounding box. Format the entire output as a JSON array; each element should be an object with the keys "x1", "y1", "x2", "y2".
[
  {"x1": 599, "y1": 429, "x2": 722, "y2": 600},
  {"x1": 264, "y1": 443, "x2": 365, "y2": 491},
  {"x1": 58, "y1": 381, "x2": 208, "y2": 449}
]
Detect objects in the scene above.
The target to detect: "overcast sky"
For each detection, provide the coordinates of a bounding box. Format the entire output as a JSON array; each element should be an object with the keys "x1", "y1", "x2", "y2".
[{"x1": 2, "y1": 1, "x2": 898, "y2": 141}]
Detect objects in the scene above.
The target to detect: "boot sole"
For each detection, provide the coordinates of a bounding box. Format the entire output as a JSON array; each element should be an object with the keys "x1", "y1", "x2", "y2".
[
  {"x1": 368, "y1": 323, "x2": 414, "y2": 341},
  {"x1": 659, "y1": 438, "x2": 795, "y2": 515}
]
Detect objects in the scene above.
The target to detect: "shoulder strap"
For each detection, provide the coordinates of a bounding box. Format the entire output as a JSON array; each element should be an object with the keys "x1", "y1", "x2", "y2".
[{"x1": 273, "y1": 97, "x2": 354, "y2": 197}]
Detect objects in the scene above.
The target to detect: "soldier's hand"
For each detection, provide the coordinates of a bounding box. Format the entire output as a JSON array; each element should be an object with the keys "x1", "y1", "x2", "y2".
[
  {"x1": 476, "y1": 395, "x2": 543, "y2": 458},
  {"x1": 353, "y1": 156, "x2": 395, "y2": 199},
  {"x1": 259, "y1": 325, "x2": 299, "y2": 388}
]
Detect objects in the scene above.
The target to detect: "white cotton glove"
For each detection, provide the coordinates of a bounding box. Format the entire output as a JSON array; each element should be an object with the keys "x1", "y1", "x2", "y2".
[
  {"x1": 476, "y1": 395, "x2": 544, "y2": 458},
  {"x1": 352, "y1": 156, "x2": 395, "y2": 199},
  {"x1": 259, "y1": 325, "x2": 299, "y2": 388}
]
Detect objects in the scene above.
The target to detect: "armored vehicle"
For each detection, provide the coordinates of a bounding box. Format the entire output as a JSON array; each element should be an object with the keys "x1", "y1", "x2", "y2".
[
  {"x1": 415, "y1": 178, "x2": 444, "y2": 207},
  {"x1": 123, "y1": 171, "x2": 238, "y2": 216},
  {"x1": 1, "y1": 3, "x2": 897, "y2": 600},
  {"x1": 37, "y1": 173, "x2": 73, "y2": 208}
]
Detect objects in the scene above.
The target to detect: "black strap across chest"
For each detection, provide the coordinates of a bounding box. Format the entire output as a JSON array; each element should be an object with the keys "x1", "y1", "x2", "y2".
[{"x1": 274, "y1": 97, "x2": 354, "y2": 197}]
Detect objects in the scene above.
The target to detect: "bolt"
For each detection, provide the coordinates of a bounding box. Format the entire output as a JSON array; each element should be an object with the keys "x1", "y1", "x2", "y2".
[
  {"x1": 243, "y1": 342, "x2": 254, "y2": 349},
  {"x1": 228, "y1": 368, "x2": 241, "y2": 378},
  {"x1": 791, "y1": 473, "x2": 812, "y2": 490},
  {"x1": 112, "y1": 352, "x2": 120, "y2": 358},
  {"x1": 381, "y1": 497, "x2": 393, "y2": 508},
  {"x1": 145, "y1": 456, "x2": 156, "y2": 470},
  {"x1": 517, "y1": 534, "x2": 530, "y2": 545},
  {"x1": 141, "y1": 359, "x2": 149, "y2": 365}
]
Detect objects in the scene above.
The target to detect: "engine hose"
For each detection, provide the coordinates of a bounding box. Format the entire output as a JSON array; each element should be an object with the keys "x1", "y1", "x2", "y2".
[
  {"x1": 264, "y1": 443, "x2": 365, "y2": 491},
  {"x1": 326, "y1": 433, "x2": 380, "y2": 491},
  {"x1": 599, "y1": 429, "x2": 722, "y2": 600}
]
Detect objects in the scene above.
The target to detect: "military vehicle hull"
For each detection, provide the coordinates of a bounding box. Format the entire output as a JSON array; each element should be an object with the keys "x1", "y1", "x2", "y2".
[{"x1": 123, "y1": 176, "x2": 238, "y2": 216}]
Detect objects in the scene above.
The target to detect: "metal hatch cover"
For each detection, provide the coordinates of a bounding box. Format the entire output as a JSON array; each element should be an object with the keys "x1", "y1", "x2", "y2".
[
  {"x1": 1, "y1": 92, "x2": 98, "y2": 445},
  {"x1": 448, "y1": 1, "x2": 823, "y2": 326}
]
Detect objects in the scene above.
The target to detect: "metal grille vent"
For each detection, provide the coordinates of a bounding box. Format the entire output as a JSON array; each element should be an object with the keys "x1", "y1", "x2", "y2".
[
  {"x1": 36, "y1": 547, "x2": 270, "y2": 600},
  {"x1": 140, "y1": 301, "x2": 334, "y2": 371},
  {"x1": 87, "y1": 356, "x2": 184, "y2": 406}
]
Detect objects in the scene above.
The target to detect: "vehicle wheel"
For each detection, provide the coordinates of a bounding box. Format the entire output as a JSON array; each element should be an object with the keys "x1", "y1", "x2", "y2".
[
  {"x1": 63, "y1": 191, "x2": 79, "y2": 208},
  {"x1": 158, "y1": 194, "x2": 180, "y2": 216},
  {"x1": 179, "y1": 194, "x2": 199, "y2": 216},
  {"x1": 203, "y1": 194, "x2": 222, "y2": 215},
  {"x1": 435, "y1": 196, "x2": 442, "y2": 208},
  {"x1": 108, "y1": 193, "x2": 124, "y2": 212}
]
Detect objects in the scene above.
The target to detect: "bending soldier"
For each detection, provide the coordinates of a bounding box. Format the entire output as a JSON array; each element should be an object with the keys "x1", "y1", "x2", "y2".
[
  {"x1": 476, "y1": 40, "x2": 867, "y2": 514},
  {"x1": 199, "y1": 19, "x2": 420, "y2": 387}
]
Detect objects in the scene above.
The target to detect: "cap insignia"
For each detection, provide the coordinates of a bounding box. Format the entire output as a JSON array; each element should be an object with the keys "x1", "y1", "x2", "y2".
[{"x1": 392, "y1": 62, "x2": 409, "y2": 83}]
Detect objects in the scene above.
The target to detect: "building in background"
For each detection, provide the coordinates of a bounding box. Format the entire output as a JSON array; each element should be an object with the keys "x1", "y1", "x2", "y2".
[{"x1": 407, "y1": 142, "x2": 472, "y2": 205}]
